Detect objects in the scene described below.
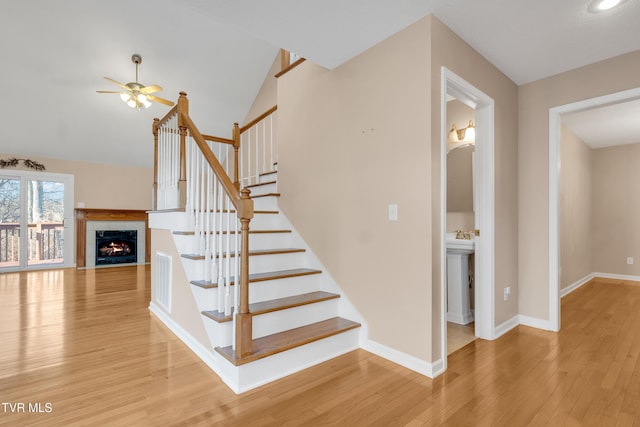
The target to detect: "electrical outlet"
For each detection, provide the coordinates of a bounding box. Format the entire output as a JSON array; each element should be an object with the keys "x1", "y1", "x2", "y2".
[
  {"x1": 503, "y1": 286, "x2": 511, "y2": 301},
  {"x1": 628, "y1": 257, "x2": 634, "y2": 265}
]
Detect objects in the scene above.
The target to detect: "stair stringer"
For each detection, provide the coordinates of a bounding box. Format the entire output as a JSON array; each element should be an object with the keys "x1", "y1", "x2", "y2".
[{"x1": 271, "y1": 210, "x2": 369, "y2": 345}]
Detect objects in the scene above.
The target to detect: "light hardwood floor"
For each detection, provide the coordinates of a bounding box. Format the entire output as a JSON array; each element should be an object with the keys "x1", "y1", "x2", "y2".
[
  {"x1": 447, "y1": 322, "x2": 476, "y2": 355},
  {"x1": 2, "y1": 267, "x2": 640, "y2": 426}
]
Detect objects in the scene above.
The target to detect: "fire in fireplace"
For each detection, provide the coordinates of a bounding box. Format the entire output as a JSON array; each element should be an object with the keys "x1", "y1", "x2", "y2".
[{"x1": 95, "y1": 230, "x2": 137, "y2": 265}]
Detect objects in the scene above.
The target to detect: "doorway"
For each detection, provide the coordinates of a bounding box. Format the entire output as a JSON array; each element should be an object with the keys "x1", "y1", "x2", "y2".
[
  {"x1": 440, "y1": 68, "x2": 495, "y2": 369},
  {"x1": 549, "y1": 86, "x2": 640, "y2": 331},
  {"x1": 0, "y1": 170, "x2": 74, "y2": 271}
]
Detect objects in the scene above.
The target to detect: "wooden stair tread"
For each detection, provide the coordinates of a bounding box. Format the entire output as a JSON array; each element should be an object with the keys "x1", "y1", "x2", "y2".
[
  {"x1": 215, "y1": 317, "x2": 361, "y2": 365},
  {"x1": 190, "y1": 268, "x2": 322, "y2": 288},
  {"x1": 202, "y1": 291, "x2": 339, "y2": 323},
  {"x1": 173, "y1": 229, "x2": 291, "y2": 236},
  {"x1": 182, "y1": 248, "x2": 305, "y2": 261},
  {"x1": 259, "y1": 170, "x2": 278, "y2": 178},
  {"x1": 245, "y1": 180, "x2": 277, "y2": 189}
]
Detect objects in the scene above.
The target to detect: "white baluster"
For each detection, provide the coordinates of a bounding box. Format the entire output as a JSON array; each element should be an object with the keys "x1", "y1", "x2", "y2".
[
  {"x1": 224, "y1": 195, "x2": 232, "y2": 316},
  {"x1": 217, "y1": 179, "x2": 224, "y2": 313}
]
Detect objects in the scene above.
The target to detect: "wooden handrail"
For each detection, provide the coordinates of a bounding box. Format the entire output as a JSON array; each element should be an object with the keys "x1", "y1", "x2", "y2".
[
  {"x1": 155, "y1": 104, "x2": 179, "y2": 128},
  {"x1": 181, "y1": 113, "x2": 242, "y2": 207},
  {"x1": 240, "y1": 105, "x2": 277, "y2": 134},
  {"x1": 203, "y1": 134, "x2": 235, "y2": 145}
]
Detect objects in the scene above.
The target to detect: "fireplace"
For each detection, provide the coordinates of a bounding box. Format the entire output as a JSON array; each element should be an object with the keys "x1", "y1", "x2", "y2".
[{"x1": 95, "y1": 230, "x2": 137, "y2": 265}]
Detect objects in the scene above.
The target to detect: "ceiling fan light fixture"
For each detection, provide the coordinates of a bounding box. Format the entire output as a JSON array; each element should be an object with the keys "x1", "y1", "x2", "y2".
[
  {"x1": 98, "y1": 53, "x2": 174, "y2": 109},
  {"x1": 138, "y1": 94, "x2": 151, "y2": 108}
]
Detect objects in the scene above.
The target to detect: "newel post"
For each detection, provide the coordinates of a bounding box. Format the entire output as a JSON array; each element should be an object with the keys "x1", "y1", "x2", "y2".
[
  {"x1": 177, "y1": 92, "x2": 189, "y2": 209},
  {"x1": 152, "y1": 118, "x2": 159, "y2": 211},
  {"x1": 232, "y1": 122, "x2": 241, "y2": 191},
  {"x1": 235, "y1": 188, "x2": 254, "y2": 358}
]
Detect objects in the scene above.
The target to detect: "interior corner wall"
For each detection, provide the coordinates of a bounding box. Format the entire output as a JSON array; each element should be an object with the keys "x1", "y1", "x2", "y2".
[
  {"x1": 559, "y1": 126, "x2": 593, "y2": 289},
  {"x1": 0, "y1": 152, "x2": 152, "y2": 210},
  {"x1": 518, "y1": 51, "x2": 640, "y2": 320},
  {"x1": 592, "y1": 143, "x2": 640, "y2": 276},
  {"x1": 276, "y1": 17, "x2": 433, "y2": 362},
  {"x1": 429, "y1": 16, "x2": 519, "y2": 334},
  {"x1": 242, "y1": 53, "x2": 280, "y2": 125}
]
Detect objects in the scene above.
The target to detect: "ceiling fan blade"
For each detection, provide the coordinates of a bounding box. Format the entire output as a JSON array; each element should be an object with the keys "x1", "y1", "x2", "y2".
[
  {"x1": 103, "y1": 76, "x2": 129, "y2": 90},
  {"x1": 139, "y1": 84, "x2": 162, "y2": 94},
  {"x1": 96, "y1": 90, "x2": 125, "y2": 94},
  {"x1": 147, "y1": 95, "x2": 175, "y2": 106}
]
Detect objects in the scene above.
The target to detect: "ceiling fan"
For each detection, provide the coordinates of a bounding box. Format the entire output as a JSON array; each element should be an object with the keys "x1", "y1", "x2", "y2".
[{"x1": 97, "y1": 54, "x2": 174, "y2": 109}]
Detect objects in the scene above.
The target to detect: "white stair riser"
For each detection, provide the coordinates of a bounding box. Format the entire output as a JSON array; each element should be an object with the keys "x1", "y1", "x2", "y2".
[
  {"x1": 251, "y1": 213, "x2": 287, "y2": 230},
  {"x1": 249, "y1": 274, "x2": 322, "y2": 303},
  {"x1": 174, "y1": 231, "x2": 293, "y2": 254},
  {"x1": 182, "y1": 252, "x2": 307, "y2": 284},
  {"x1": 191, "y1": 274, "x2": 323, "y2": 311},
  {"x1": 235, "y1": 329, "x2": 360, "y2": 393},
  {"x1": 202, "y1": 317, "x2": 233, "y2": 348},
  {"x1": 251, "y1": 196, "x2": 279, "y2": 211},
  {"x1": 149, "y1": 211, "x2": 191, "y2": 230},
  {"x1": 252, "y1": 299, "x2": 339, "y2": 339},
  {"x1": 247, "y1": 252, "x2": 307, "y2": 274},
  {"x1": 258, "y1": 172, "x2": 277, "y2": 184}
]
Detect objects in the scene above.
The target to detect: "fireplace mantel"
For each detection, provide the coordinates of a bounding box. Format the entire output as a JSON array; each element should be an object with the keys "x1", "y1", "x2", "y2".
[{"x1": 75, "y1": 208, "x2": 150, "y2": 268}]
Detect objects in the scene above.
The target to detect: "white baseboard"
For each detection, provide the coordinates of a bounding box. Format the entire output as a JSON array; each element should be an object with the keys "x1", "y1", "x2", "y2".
[
  {"x1": 148, "y1": 302, "x2": 241, "y2": 393},
  {"x1": 560, "y1": 273, "x2": 594, "y2": 298},
  {"x1": 518, "y1": 314, "x2": 551, "y2": 331},
  {"x1": 362, "y1": 339, "x2": 444, "y2": 378},
  {"x1": 494, "y1": 315, "x2": 519, "y2": 339},
  {"x1": 594, "y1": 272, "x2": 640, "y2": 282}
]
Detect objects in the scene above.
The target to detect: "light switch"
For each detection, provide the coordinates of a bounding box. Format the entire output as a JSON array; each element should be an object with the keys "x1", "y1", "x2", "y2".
[{"x1": 388, "y1": 204, "x2": 398, "y2": 221}]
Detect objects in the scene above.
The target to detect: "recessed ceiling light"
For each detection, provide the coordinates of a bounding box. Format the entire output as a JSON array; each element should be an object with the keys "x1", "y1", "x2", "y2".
[{"x1": 588, "y1": 0, "x2": 628, "y2": 13}]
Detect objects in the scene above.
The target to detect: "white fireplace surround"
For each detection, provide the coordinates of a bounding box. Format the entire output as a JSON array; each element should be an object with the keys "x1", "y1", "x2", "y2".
[{"x1": 85, "y1": 220, "x2": 146, "y2": 268}]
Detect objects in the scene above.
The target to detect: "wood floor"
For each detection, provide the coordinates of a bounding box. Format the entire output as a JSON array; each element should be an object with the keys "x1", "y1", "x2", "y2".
[{"x1": 2, "y1": 268, "x2": 640, "y2": 426}]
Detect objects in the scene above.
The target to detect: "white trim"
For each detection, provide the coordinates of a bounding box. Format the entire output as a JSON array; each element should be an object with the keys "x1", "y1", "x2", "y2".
[
  {"x1": 518, "y1": 315, "x2": 552, "y2": 331},
  {"x1": 493, "y1": 315, "x2": 519, "y2": 339},
  {"x1": 441, "y1": 68, "x2": 496, "y2": 376},
  {"x1": 560, "y1": 273, "x2": 595, "y2": 298},
  {"x1": 549, "y1": 87, "x2": 640, "y2": 333},
  {"x1": 363, "y1": 339, "x2": 444, "y2": 378},
  {"x1": 593, "y1": 272, "x2": 640, "y2": 282},
  {"x1": 149, "y1": 302, "x2": 240, "y2": 393}
]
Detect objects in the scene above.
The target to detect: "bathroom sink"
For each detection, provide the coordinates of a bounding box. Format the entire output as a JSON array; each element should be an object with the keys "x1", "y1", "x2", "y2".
[{"x1": 446, "y1": 233, "x2": 475, "y2": 253}]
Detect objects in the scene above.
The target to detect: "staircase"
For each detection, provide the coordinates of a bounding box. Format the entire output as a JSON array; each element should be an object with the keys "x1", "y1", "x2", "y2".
[{"x1": 148, "y1": 97, "x2": 362, "y2": 392}]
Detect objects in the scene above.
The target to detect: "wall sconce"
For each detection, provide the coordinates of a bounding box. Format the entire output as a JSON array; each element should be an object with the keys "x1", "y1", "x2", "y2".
[{"x1": 447, "y1": 120, "x2": 475, "y2": 153}]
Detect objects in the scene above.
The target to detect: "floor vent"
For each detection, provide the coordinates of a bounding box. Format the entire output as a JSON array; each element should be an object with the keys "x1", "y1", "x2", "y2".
[{"x1": 155, "y1": 251, "x2": 172, "y2": 312}]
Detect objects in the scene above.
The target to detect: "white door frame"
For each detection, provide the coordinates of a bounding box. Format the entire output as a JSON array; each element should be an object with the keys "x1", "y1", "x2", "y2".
[
  {"x1": 548, "y1": 86, "x2": 640, "y2": 331},
  {"x1": 0, "y1": 169, "x2": 75, "y2": 271},
  {"x1": 440, "y1": 67, "x2": 495, "y2": 370}
]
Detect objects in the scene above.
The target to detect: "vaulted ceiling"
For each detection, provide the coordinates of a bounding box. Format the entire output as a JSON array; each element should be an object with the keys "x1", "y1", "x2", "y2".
[{"x1": 1, "y1": 0, "x2": 638, "y2": 168}]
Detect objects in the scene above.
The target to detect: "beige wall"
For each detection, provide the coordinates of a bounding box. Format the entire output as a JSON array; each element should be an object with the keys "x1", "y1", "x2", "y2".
[
  {"x1": 151, "y1": 229, "x2": 210, "y2": 347},
  {"x1": 0, "y1": 152, "x2": 153, "y2": 210},
  {"x1": 518, "y1": 50, "x2": 640, "y2": 320},
  {"x1": 278, "y1": 18, "x2": 433, "y2": 361},
  {"x1": 242, "y1": 53, "x2": 280, "y2": 125},
  {"x1": 559, "y1": 126, "x2": 593, "y2": 289},
  {"x1": 430, "y1": 17, "x2": 519, "y2": 333},
  {"x1": 277, "y1": 15, "x2": 518, "y2": 364},
  {"x1": 592, "y1": 143, "x2": 640, "y2": 276}
]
